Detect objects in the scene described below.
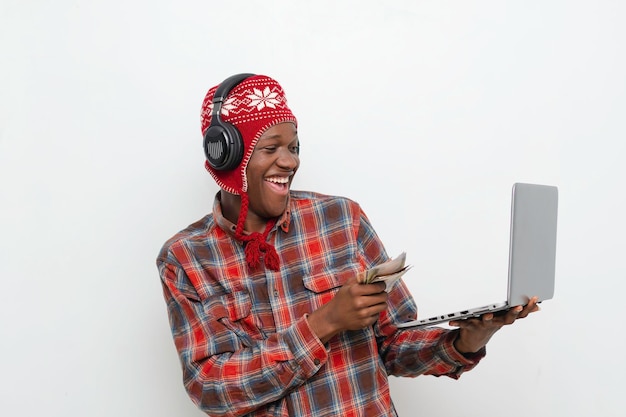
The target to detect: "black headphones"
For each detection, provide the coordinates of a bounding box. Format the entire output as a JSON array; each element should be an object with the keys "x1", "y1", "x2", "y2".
[{"x1": 203, "y1": 73, "x2": 255, "y2": 171}]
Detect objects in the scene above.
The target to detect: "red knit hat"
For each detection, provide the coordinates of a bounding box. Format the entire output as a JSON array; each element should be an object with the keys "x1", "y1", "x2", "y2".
[{"x1": 200, "y1": 74, "x2": 297, "y2": 271}]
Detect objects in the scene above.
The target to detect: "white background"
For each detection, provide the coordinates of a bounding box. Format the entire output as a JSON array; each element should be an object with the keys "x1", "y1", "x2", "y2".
[{"x1": 1, "y1": 1, "x2": 624, "y2": 416}]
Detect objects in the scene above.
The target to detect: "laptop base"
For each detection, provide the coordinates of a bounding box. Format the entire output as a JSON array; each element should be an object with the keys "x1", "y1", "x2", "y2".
[{"x1": 396, "y1": 301, "x2": 509, "y2": 328}]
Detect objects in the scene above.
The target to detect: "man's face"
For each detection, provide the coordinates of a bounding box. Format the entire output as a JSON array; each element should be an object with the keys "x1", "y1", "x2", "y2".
[{"x1": 245, "y1": 122, "x2": 300, "y2": 222}]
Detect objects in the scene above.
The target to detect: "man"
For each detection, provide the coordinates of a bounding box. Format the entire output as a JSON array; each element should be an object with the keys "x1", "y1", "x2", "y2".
[{"x1": 157, "y1": 73, "x2": 538, "y2": 416}]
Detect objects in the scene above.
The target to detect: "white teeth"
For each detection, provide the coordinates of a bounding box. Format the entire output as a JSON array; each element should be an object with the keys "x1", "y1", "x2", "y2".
[{"x1": 266, "y1": 177, "x2": 289, "y2": 184}]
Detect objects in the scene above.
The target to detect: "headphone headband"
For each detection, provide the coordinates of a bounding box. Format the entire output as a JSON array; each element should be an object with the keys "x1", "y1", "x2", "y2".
[{"x1": 212, "y1": 73, "x2": 255, "y2": 109}]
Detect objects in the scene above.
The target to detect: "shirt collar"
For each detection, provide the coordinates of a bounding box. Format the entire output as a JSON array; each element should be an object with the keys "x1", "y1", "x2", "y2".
[{"x1": 212, "y1": 192, "x2": 293, "y2": 238}]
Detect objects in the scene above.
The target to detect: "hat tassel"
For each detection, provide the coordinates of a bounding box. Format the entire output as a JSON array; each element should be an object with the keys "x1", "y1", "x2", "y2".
[{"x1": 235, "y1": 193, "x2": 280, "y2": 271}]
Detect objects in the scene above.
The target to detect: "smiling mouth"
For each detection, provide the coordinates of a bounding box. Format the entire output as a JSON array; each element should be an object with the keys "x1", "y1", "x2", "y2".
[{"x1": 265, "y1": 176, "x2": 290, "y2": 193}]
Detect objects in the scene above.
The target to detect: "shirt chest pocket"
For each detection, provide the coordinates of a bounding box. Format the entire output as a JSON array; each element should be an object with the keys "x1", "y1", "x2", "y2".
[
  {"x1": 202, "y1": 291, "x2": 262, "y2": 349},
  {"x1": 302, "y1": 266, "x2": 360, "y2": 307}
]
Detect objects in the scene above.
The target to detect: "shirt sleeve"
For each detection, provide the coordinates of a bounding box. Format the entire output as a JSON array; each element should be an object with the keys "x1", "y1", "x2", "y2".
[
  {"x1": 158, "y1": 254, "x2": 329, "y2": 417},
  {"x1": 377, "y1": 282, "x2": 486, "y2": 379},
  {"x1": 355, "y1": 208, "x2": 485, "y2": 379}
]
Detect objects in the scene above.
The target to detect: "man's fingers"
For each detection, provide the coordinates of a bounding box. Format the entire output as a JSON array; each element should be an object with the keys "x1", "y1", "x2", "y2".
[{"x1": 355, "y1": 281, "x2": 387, "y2": 295}]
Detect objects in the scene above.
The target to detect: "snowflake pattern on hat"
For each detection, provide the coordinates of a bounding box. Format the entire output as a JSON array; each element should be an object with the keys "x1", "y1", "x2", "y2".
[
  {"x1": 202, "y1": 83, "x2": 290, "y2": 125},
  {"x1": 248, "y1": 87, "x2": 281, "y2": 110}
]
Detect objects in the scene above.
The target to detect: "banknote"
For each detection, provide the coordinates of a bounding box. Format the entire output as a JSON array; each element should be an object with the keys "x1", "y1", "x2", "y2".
[{"x1": 360, "y1": 252, "x2": 412, "y2": 292}]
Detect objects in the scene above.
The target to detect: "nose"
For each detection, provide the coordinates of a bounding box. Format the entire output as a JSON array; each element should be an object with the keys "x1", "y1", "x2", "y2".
[{"x1": 276, "y1": 147, "x2": 299, "y2": 170}]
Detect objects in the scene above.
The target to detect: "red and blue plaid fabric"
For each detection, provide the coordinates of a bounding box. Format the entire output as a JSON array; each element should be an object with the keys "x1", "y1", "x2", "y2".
[{"x1": 157, "y1": 191, "x2": 484, "y2": 416}]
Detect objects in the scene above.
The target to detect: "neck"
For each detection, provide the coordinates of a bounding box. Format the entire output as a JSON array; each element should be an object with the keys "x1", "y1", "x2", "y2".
[
  {"x1": 220, "y1": 190, "x2": 272, "y2": 234},
  {"x1": 219, "y1": 190, "x2": 241, "y2": 226}
]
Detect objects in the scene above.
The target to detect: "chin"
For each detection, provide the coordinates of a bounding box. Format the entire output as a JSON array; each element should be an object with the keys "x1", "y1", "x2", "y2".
[{"x1": 265, "y1": 202, "x2": 288, "y2": 219}]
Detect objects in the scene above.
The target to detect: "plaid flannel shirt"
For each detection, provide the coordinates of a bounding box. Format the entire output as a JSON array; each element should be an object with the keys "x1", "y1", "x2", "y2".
[{"x1": 157, "y1": 190, "x2": 484, "y2": 416}]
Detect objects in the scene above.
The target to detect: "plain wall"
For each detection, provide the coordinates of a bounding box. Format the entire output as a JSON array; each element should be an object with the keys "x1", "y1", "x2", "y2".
[{"x1": 1, "y1": 1, "x2": 624, "y2": 416}]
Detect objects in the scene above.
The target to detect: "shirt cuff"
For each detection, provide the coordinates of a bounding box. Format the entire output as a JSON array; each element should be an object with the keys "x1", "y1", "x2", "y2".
[
  {"x1": 281, "y1": 314, "x2": 329, "y2": 381},
  {"x1": 440, "y1": 330, "x2": 486, "y2": 370}
]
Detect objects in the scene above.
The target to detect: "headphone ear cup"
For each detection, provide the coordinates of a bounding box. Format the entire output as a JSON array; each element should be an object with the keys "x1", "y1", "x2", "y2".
[
  {"x1": 203, "y1": 121, "x2": 244, "y2": 171},
  {"x1": 203, "y1": 73, "x2": 255, "y2": 171}
]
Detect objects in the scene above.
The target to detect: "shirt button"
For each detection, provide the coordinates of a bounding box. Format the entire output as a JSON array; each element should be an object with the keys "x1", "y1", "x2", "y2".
[
  {"x1": 314, "y1": 358, "x2": 321, "y2": 366},
  {"x1": 273, "y1": 289, "x2": 279, "y2": 297}
]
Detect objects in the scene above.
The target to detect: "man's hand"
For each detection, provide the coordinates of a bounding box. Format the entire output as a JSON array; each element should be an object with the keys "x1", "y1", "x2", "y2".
[
  {"x1": 449, "y1": 296, "x2": 541, "y2": 354},
  {"x1": 307, "y1": 276, "x2": 389, "y2": 343}
]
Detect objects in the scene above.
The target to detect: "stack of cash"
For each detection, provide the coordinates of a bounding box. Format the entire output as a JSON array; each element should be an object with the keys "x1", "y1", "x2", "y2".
[{"x1": 359, "y1": 252, "x2": 412, "y2": 292}]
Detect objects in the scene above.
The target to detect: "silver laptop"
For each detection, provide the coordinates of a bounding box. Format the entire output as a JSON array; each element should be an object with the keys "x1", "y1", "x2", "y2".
[{"x1": 397, "y1": 182, "x2": 558, "y2": 328}]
